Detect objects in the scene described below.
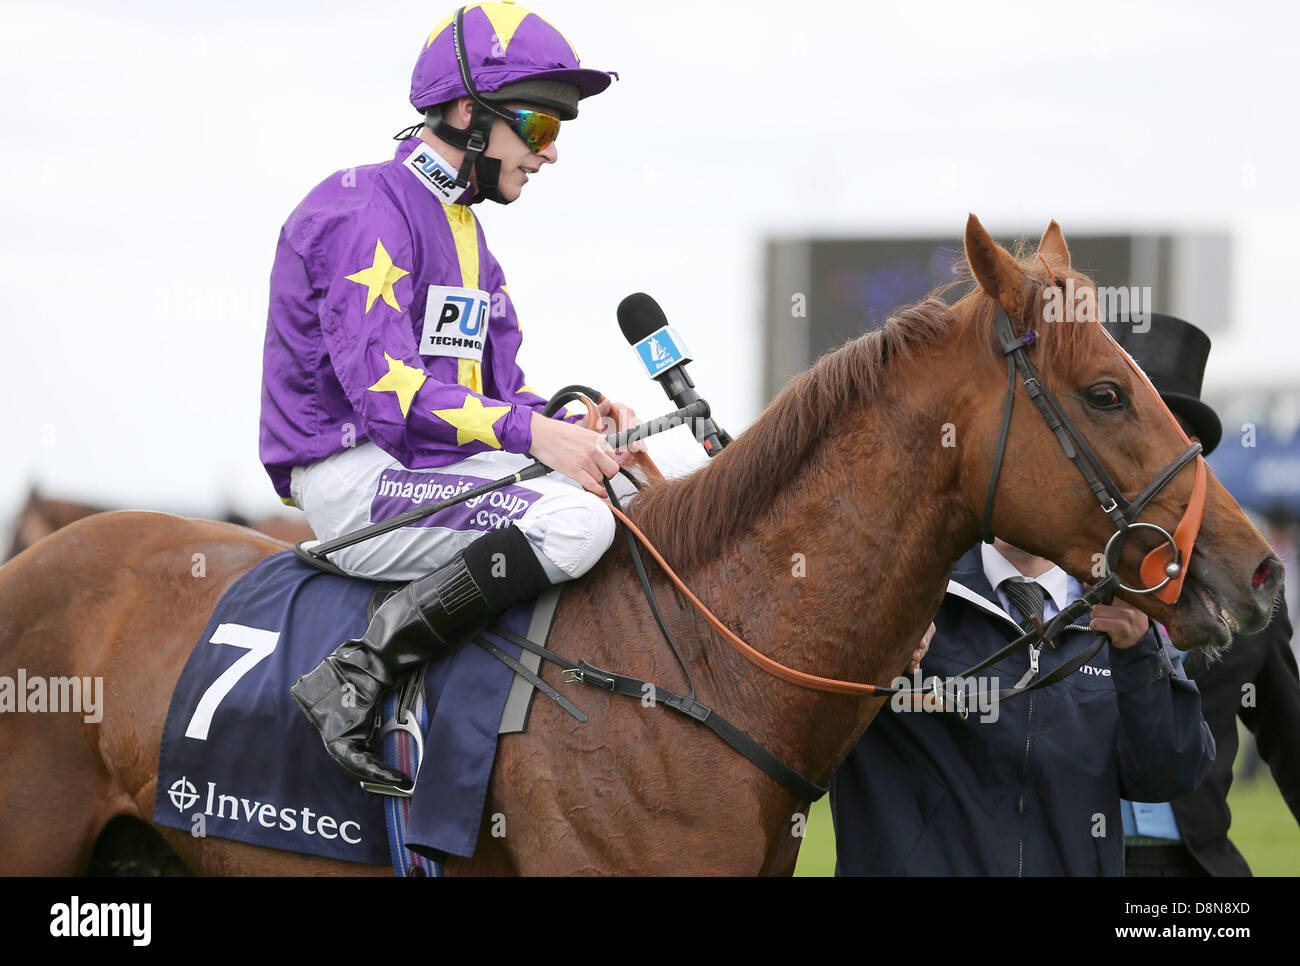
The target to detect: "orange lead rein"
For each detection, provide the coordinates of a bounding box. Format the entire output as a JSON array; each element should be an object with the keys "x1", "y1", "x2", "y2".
[
  {"x1": 577, "y1": 394, "x2": 888, "y2": 698},
  {"x1": 601, "y1": 500, "x2": 888, "y2": 698}
]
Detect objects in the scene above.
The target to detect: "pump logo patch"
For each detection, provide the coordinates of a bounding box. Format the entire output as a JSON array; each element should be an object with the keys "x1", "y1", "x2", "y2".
[
  {"x1": 403, "y1": 146, "x2": 463, "y2": 203},
  {"x1": 420, "y1": 285, "x2": 489, "y2": 362}
]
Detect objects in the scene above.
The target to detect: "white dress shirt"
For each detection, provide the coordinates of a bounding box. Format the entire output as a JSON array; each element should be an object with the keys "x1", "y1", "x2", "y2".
[{"x1": 980, "y1": 541, "x2": 1079, "y2": 623}]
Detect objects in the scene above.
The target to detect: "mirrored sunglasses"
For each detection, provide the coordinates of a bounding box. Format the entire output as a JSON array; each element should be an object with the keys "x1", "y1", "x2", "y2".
[{"x1": 499, "y1": 108, "x2": 561, "y2": 154}]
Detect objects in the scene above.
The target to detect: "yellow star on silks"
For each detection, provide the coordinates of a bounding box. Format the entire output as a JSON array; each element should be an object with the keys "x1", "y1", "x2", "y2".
[
  {"x1": 367, "y1": 353, "x2": 427, "y2": 418},
  {"x1": 431, "y1": 394, "x2": 513, "y2": 448},
  {"x1": 345, "y1": 238, "x2": 410, "y2": 313}
]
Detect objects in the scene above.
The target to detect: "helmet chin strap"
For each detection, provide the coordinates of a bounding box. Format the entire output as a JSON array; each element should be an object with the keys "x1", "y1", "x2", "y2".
[
  {"x1": 471, "y1": 154, "x2": 508, "y2": 205},
  {"x1": 427, "y1": 102, "x2": 512, "y2": 205}
]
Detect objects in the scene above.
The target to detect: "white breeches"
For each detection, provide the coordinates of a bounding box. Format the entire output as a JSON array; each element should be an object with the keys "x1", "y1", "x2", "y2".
[{"x1": 290, "y1": 441, "x2": 633, "y2": 583}]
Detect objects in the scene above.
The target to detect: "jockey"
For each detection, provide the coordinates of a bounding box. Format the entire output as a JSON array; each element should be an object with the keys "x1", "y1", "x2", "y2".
[{"x1": 259, "y1": 2, "x2": 638, "y2": 792}]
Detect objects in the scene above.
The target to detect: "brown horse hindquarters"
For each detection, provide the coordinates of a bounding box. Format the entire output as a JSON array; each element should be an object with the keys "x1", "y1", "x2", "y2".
[
  {"x1": 0, "y1": 511, "x2": 367, "y2": 875},
  {"x1": 0, "y1": 509, "x2": 783, "y2": 876}
]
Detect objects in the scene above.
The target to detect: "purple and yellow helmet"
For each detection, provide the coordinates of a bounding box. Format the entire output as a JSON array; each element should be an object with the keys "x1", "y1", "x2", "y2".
[{"x1": 410, "y1": 2, "x2": 616, "y2": 120}]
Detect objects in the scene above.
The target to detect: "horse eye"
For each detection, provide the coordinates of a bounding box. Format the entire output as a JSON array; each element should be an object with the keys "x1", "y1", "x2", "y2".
[{"x1": 1085, "y1": 384, "x2": 1123, "y2": 410}]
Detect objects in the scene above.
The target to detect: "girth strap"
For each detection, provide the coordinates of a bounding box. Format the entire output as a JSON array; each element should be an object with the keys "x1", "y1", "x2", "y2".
[
  {"x1": 474, "y1": 632, "x2": 587, "y2": 723},
  {"x1": 487, "y1": 622, "x2": 828, "y2": 801},
  {"x1": 566, "y1": 661, "x2": 828, "y2": 802}
]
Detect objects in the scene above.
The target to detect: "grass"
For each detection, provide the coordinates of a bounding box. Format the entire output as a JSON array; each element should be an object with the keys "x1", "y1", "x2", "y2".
[
  {"x1": 792, "y1": 796, "x2": 838, "y2": 876},
  {"x1": 1224, "y1": 766, "x2": 1300, "y2": 876},
  {"x1": 793, "y1": 737, "x2": 1300, "y2": 876}
]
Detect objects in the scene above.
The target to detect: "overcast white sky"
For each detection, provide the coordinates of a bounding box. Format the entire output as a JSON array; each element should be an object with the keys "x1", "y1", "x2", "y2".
[{"x1": 3, "y1": 0, "x2": 1298, "y2": 521}]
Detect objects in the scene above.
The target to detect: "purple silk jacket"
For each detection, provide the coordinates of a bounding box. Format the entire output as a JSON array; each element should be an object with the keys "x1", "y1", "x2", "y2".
[{"x1": 259, "y1": 136, "x2": 566, "y2": 501}]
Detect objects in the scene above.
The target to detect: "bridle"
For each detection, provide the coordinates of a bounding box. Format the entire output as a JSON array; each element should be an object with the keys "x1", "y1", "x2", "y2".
[
  {"x1": 980, "y1": 287, "x2": 1208, "y2": 607},
  {"x1": 871, "y1": 287, "x2": 1210, "y2": 720}
]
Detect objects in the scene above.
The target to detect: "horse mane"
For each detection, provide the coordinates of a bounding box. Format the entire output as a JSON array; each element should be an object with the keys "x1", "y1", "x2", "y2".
[
  {"x1": 628, "y1": 254, "x2": 1100, "y2": 571},
  {"x1": 629, "y1": 295, "x2": 956, "y2": 570}
]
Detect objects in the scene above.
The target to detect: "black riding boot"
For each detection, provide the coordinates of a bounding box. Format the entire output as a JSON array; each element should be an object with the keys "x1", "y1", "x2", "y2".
[{"x1": 289, "y1": 523, "x2": 553, "y2": 792}]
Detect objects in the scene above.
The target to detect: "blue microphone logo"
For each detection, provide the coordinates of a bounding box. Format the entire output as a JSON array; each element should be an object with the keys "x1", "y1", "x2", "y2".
[{"x1": 634, "y1": 327, "x2": 691, "y2": 377}]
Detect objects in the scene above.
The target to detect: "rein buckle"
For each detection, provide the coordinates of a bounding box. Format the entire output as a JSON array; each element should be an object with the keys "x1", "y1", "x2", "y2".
[{"x1": 931, "y1": 677, "x2": 969, "y2": 719}]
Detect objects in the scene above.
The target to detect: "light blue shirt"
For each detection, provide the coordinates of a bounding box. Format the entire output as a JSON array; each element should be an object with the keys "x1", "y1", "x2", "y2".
[{"x1": 1121, "y1": 649, "x2": 1190, "y2": 842}]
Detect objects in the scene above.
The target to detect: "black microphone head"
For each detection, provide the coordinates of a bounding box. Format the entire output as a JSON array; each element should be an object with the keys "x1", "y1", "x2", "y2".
[{"x1": 617, "y1": 292, "x2": 669, "y2": 345}]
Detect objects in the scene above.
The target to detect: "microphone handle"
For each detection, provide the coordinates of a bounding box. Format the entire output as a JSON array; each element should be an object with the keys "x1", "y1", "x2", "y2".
[
  {"x1": 606, "y1": 399, "x2": 711, "y2": 450},
  {"x1": 657, "y1": 366, "x2": 728, "y2": 456}
]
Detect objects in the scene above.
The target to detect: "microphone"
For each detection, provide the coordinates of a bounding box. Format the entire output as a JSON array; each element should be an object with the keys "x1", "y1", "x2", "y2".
[{"x1": 616, "y1": 293, "x2": 731, "y2": 457}]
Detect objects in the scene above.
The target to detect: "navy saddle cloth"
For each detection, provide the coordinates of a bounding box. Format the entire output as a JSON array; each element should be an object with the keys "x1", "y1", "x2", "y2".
[{"x1": 154, "y1": 550, "x2": 544, "y2": 864}]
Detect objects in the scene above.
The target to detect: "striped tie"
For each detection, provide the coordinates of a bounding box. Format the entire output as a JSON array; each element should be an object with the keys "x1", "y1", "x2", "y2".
[{"x1": 1001, "y1": 579, "x2": 1046, "y2": 633}]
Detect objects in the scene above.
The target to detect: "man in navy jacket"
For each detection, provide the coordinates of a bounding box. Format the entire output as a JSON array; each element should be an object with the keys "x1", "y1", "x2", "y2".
[{"x1": 829, "y1": 538, "x2": 1215, "y2": 876}]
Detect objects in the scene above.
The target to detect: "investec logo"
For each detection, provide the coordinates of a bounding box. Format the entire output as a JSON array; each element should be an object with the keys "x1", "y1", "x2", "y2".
[{"x1": 167, "y1": 775, "x2": 363, "y2": 846}]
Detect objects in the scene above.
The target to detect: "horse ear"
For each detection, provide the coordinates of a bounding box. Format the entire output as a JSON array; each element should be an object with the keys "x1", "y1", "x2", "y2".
[
  {"x1": 965, "y1": 213, "x2": 1027, "y2": 317},
  {"x1": 1037, "y1": 219, "x2": 1071, "y2": 271}
]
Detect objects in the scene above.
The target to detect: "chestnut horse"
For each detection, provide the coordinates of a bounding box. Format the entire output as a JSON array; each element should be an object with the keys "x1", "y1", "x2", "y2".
[
  {"x1": 4, "y1": 486, "x2": 315, "y2": 562},
  {"x1": 0, "y1": 216, "x2": 1282, "y2": 875}
]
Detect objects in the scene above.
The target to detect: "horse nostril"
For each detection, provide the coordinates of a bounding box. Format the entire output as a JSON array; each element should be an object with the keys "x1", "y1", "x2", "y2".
[{"x1": 1252, "y1": 559, "x2": 1274, "y2": 592}]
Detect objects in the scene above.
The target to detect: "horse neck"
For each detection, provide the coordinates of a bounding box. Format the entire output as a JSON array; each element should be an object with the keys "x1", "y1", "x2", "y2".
[{"x1": 673, "y1": 352, "x2": 982, "y2": 787}]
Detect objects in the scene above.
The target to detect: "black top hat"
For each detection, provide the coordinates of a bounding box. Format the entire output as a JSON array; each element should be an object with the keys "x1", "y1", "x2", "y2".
[{"x1": 1103, "y1": 312, "x2": 1222, "y2": 456}]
